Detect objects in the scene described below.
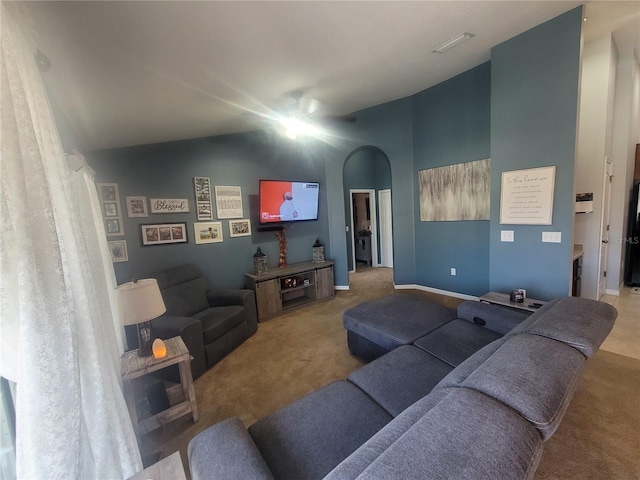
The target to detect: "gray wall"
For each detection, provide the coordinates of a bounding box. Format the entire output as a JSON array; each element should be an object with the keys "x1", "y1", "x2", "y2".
[{"x1": 91, "y1": 131, "x2": 330, "y2": 287}]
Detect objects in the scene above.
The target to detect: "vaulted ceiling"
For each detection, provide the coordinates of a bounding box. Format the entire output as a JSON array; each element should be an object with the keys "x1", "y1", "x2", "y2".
[{"x1": 24, "y1": 1, "x2": 640, "y2": 151}]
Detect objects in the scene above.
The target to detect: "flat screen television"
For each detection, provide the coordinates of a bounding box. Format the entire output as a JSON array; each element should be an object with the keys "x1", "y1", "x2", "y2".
[{"x1": 259, "y1": 180, "x2": 320, "y2": 224}]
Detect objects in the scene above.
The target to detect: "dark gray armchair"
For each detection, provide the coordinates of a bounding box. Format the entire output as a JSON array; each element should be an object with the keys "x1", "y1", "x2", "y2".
[{"x1": 149, "y1": 264, "x2": 258, "y2": 380}]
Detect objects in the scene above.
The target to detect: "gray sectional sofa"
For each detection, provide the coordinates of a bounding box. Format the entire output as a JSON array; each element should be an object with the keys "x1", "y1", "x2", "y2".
[{"x1": 188, "y1": 295, "x2": 617, "y2": 480}]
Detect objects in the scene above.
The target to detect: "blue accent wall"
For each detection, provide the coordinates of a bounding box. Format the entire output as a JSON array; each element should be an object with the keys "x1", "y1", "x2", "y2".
[
  {"x1": 326, "y1": 97, "x2": 415, "y2": 286},
  {"x1": 90, "y1": 131, "x2": 330, "y2": 287},
  {"x1": 490, "y1": 7, "x2": 582, "y2": 299},
  {"x1": 87, "y1": 8, "x2": 582, "y2": 297},
  {"x1": 412, "y1": 62, "x2": 491, "y2": 296}
]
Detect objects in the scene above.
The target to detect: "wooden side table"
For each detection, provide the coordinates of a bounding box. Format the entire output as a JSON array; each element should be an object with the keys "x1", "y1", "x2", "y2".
[
  {"x1": 127, "y1": 451, "x2": 187, "y2": 480},
  {"x1": 479, "y1": 292, "x2": 547, "y2": 313},
  {"x1": 121, "y1": 336, "x2": 199, "y2": 438}
]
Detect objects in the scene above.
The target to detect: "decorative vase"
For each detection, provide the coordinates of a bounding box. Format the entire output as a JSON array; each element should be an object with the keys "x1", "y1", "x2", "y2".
[{"x1": 276, "y1": 230, "x2": 287, "y2": 268}]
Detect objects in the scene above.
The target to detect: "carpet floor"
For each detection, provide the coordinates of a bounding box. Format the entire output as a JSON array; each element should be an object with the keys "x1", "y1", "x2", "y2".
[{"x1": 139, "y1": 266, "x2": 639, "y2": 479}]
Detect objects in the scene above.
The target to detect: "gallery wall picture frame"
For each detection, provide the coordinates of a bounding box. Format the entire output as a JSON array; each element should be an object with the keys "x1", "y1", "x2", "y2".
[
  {"x1": 108, "y1": 240, "x2": 128, "y2": 262},
  {"x1": 215, "y1": 185, "x2": 243, "y2": 219},
  {"x1": 141, "y1": 223, "x2": 188, "y2": 246},
  {"x1": 194, "y1": 221, "x2": 224, "y2": 244},
  {"x1": 97, "y1": 182, "x2": 124, "y2": 236},
  {"x1": 149, "y1": 198, "x2": 190, "y2": 214},
  {"x1": 126, "y1": 196, "x2": 148, "y2": 217},
  {"x1": 229, "y1": 219, "x2": 252, "y2": 237},
  {"x1": 194, "y1": 176, "x2": 213, "y2": 220}
]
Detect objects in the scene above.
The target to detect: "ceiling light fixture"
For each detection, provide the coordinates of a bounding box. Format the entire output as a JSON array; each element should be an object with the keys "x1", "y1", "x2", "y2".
[{"x1": 432, "y1": 32, "x2": 475, "y2": 54}]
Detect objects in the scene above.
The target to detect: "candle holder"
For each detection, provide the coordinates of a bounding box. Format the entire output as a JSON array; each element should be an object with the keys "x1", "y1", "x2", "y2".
[
  {"x1": 253, "y1": 247, "x2": 268, "y2": 276},
  {"x1": 312, "y1": 238, "x2": 325, "y2": 263}
]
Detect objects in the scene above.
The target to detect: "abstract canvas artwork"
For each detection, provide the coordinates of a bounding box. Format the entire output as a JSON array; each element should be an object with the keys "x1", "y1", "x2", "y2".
[{"x1": 419, "y1": 158, "x2": 490, "y2": 221}]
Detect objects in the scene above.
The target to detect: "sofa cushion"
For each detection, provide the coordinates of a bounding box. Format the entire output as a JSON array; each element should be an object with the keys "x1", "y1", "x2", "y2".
[
  {"x1": 518, "y1": 297, "x2": 617, "y2": 358},
  {"x1": 327, "y1": 388, "x2": 543, "y2": 480},
  {"x1": 188, "y1": 418, "x2": 275, "y2": 480},
  {"x1": 505, "y1": 299, "x2": 560, "y2": 336},
  {"x1": 457, "y1": 300, "x2": 530, "y2": 335},
  {"x1": 347, "y1": 345, "x2": 453, "y2": 416},
  {"x1": 413, "y1": 318, "x2": 502, "y2": 366},
  {"x1": 433, "y1": 337, "x2": 508, "y2": 390},
  {"x1": 324, "y1": 388, "x2": 453, "y2": 480},
  {"x1": 248, "y1": 381, "x2": 392, "y2": 480},
  {"x1": 195, "y1": 305, "x2": 246, "y2": 344},
  {"x1": 343, "y1": 294, "x2": 456, "y2": 352},
  {"x1": 462, "y1": 333, "x2": 585, "y2": 440}
]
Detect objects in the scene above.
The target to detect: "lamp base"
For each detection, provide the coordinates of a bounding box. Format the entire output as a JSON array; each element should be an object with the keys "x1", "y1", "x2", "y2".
[{"x1": 137, "y1": 320, "x2": 154, "y2": 357}]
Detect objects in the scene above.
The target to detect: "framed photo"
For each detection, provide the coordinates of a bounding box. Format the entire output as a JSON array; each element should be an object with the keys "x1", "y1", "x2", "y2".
[
  {"x1": 106, "y1": 218, "x2": 122, "y2": 235},
  {"x1": 141, "y1": 223, "x2": 188, "y2": 246},
  {"x1": 97, "y1": 182, "x2": 124, "y2": 237},
  {"x1": 126, "y1": 196, "x2": 148, "y2": 217},
  {"x1": 108, "y1": 240, "x2": 128, "y2": 263},
  {"x1": 194, "y1": 222, "x2": 223, "y2": 244},
  {"x1": 194, "y1": 177, "x2": 214, "y2": 220},
  {"x1": 229, "y1": 219, "x2": 252, "y2": 237},
  {"x1": 99, "y1": 184, "x2": 117, "y2": 201},
  {"x1": 104, "y1": 202, "x2": 118, "y2": 217}
]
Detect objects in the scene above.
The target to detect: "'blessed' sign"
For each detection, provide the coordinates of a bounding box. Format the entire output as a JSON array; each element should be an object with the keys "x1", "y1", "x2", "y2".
[{"x1": 150, "y1": 198, "x2": 190, "y2": 214}]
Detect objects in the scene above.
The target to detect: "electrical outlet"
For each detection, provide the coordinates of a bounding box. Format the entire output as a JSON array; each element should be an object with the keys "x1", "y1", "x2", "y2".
[
  {"x1": 450, "y1": 268, "x2": 456, "y2": 276},
  {"x1": 501, "y1": 230, "x2": 514, "y2": 242},
  {"x1": 542, "y1": 231, "x2": 562, "y2": 243}
]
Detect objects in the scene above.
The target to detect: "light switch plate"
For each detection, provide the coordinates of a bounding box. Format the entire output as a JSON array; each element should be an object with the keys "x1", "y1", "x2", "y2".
[
  {"x1": 501, "y1": 230, "x2": 514, "y2": 242},
  {"x1": 542, "y1": 231, "x2": 562, "y2": 243}
]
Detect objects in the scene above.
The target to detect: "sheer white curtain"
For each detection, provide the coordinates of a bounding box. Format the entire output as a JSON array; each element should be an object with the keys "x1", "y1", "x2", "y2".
[{"x1": 0, "y1": 3, "x2": 142, "y2": 478}]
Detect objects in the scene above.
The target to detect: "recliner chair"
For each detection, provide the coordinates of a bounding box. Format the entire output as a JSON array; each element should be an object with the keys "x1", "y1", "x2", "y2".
[{"x1": 138, "y1": 264, "x2": 258, "y2": 381}]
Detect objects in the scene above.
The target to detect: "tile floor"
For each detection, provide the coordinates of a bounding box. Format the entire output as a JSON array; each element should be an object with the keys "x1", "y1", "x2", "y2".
[{"x1": 599, "y1": 286, "x2": 640, "y2": 360}]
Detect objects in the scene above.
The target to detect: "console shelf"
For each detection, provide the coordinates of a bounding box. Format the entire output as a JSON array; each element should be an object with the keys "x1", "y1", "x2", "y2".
[{"x1": 245, "y1": 261, "x2": 334, "y2": 321}]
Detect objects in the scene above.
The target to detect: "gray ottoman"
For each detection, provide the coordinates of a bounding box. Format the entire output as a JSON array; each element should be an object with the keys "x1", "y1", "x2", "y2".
[{"x1": 343, "y1": 294, "x2": 456, "y2": 361}]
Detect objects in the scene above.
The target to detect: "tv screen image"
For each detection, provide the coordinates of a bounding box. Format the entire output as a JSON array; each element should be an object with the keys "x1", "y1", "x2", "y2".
[{"x1": 260, "y1": 180, "x2": 319, "y2": 224}]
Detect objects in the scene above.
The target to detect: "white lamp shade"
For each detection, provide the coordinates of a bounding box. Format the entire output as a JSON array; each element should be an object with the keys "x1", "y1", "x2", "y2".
[{"x1": 115, "y1": 278, "x2": 167, "y2": 326}]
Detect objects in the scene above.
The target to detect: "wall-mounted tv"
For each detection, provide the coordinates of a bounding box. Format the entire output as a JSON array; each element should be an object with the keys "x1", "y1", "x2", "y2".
[{"x1": 259, "y1": 180, "x2": 320, "y2": 224}]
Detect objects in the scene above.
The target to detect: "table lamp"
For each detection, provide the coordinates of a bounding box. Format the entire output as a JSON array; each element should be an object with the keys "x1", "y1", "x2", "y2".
[{"x1": 116, "y1": 278, "x2": 167, "y2": 357}]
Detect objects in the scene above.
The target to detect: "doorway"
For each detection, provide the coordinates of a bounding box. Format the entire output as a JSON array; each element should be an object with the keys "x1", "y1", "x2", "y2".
[
  {"x1": 342, "y1": 146, "x2": 393, "y2": 277},
  {"x1": 350, "y1": 190, "x2": 377, "y2": 271},
  {"x1": 378, "y1": 189, "x2": 393, "y2": 267},
  {"x1": 597, "y1": 156, "x2": 613, "y2": 299}
]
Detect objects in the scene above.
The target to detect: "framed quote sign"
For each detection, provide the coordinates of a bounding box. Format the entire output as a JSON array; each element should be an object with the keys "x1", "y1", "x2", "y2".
[{"x1": 500, "y1": 166, "x2": 556, "y2": 225}]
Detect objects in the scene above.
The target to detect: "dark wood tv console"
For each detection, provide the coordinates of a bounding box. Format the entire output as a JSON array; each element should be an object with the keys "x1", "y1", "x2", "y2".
[{"x1": 245, "y1": 261, "x2": 334, "y2": 321}]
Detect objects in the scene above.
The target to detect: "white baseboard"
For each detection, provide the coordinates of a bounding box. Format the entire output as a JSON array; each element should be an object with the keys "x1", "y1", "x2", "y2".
[
  {"x1": 604, "y1": 288, "x2": 620, "y2": 296},
  {"x1": 335, "y1": 285, "x2": 349, "y2": 291},
  {"x1": 394, "y1": 283, "x2": 478, "y2": 301}
]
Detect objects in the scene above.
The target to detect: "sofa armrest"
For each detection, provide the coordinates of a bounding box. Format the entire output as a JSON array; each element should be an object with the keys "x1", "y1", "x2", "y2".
[
  {"x1": 207, "y1": 289, "x2": 258, "y2": 335},
  {"x1": 188, "y1": 418, "x2": 274, "y2": 480},
  {"x1": 457, "y1": 301, "x2": 530, "y2": 335},
  {"x1": 151, "y1": 316, "x2": 206, "y2": 380}
]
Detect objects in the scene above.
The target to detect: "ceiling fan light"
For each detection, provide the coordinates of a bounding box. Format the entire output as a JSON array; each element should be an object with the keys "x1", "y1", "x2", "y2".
[
  {"x1": 433, "y1": 32, "x2": 475, "y2": 54},
  {"x1": 279, "y1": 116, "x2": 319, "y2": 140}
]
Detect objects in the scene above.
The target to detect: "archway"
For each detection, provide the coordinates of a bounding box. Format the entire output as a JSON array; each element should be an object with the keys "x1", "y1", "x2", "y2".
[{"x1": 342, "y1": 146, "x2": 393, "y2": 273}]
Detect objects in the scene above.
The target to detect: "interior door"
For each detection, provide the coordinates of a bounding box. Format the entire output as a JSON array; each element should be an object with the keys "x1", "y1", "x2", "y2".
[
  {"x1": 378, "y1": 189, "x2": 393, "y2": 267},
  {"x1": 597, "y1": 157, "x2": 613, "y2": 298}
]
